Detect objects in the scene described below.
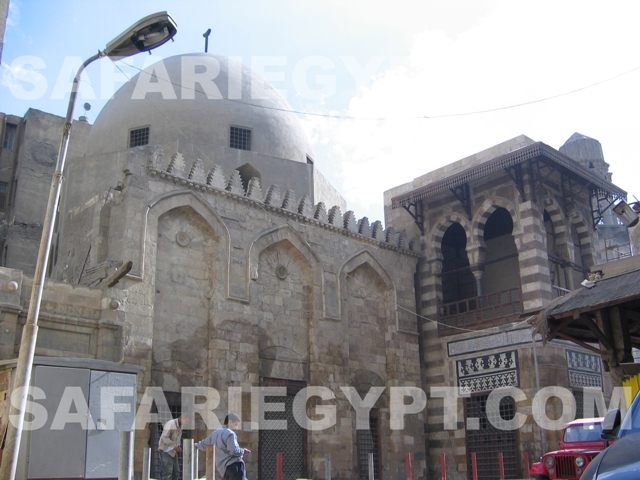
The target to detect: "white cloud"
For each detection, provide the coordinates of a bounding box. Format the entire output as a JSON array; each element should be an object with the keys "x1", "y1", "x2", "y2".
[{"x1": 304, "y1": 0, "x2": 640, "y2": 224}]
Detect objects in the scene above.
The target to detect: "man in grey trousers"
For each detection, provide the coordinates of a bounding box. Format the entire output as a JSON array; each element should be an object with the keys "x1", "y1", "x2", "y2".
[{"x1": 195, "y1": 413, "x2": 251, "y2": 480}]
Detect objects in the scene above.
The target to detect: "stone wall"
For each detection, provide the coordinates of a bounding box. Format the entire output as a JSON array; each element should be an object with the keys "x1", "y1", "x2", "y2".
[
  {"x1": 387, "y1": 149, "x2": 603, "y2": 479},
  {"x1": 53, "y1": 145, "x2": 425, "y2": 479}
]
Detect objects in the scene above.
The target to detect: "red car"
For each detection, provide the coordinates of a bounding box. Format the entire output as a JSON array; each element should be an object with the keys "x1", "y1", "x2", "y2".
[{"x1": 530, "y1": 418, "x2": 606, "y2": 480}]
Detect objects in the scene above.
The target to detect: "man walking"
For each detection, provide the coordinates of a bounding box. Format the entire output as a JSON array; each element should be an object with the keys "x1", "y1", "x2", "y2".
[
  {"x1": 158, "y1": 414, "x2": 190, "y2": 480},
  {"x1": 195, "y1": 413, "x2": 250, "y2": 480}
]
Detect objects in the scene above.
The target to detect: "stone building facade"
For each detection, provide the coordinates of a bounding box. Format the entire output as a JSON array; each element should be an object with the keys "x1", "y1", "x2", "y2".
[
  {"x1": 0, "y1": 54, "x2": 425, "y2": 480},
  {"x1": 385, "y1": 135, "x2": 627, "y2": 479},
  {"x1": 0, "y1": 49, "x2": 634, "y2": 480}
]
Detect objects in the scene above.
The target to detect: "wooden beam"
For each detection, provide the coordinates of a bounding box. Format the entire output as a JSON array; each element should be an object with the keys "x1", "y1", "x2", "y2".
[
  {"x1": 105, "y1": 260, "x2": 133, "y2": 288},
  {"x1": 546, "y1": 316, "x2": 576, "y2": 342},
  {"x1": 581, "y1": 313, "x2": 613, "y2": 351},
  {"x1": 555, "y1": 332, "x2": 602, "y2": 355}
]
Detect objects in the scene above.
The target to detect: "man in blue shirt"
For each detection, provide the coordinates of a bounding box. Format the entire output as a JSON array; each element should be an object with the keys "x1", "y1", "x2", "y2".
[{"x1": 195, "y1": 413, "x2": 251, "y2": 480}]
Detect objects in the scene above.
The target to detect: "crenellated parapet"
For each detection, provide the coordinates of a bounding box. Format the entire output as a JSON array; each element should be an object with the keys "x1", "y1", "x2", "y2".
[{"x1": 142, "y1": 146, "x2": 419, "y2": 254}]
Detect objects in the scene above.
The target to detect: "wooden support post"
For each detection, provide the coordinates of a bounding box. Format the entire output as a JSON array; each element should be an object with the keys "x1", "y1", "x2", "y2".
[{"x1": 206, "y1": 445, "x2": 214, "y2": 480}]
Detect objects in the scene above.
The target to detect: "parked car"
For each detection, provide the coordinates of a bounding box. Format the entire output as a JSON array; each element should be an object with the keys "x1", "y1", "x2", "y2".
[
  {"x1": 530, "y1": 417, "x2": 606, "y2": 479},
  {"x1": 580, "y1": 392, "x2": 640, "y2": 479}
]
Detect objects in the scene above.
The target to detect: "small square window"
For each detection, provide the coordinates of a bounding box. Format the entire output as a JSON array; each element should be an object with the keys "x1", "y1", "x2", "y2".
[
  {"x1": 3, "y1": 124, "x2": 17, "y2": 149},
  {"x1": 230, "y1": 126, "x2": 251, "y2": 151},
  {"x1": 0, "y1": 182, "x2": 8, "y2": 211},
  {"x1": 129, "y1": 127, "x2": 149, "y2": 148},
  {"x1": 306, "y1": 156, "x2": 314, "y2": 165}
]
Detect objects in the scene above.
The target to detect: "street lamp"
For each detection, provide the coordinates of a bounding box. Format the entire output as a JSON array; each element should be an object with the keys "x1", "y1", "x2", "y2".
[{"x1": 0, "y1": 12, "x2": 177, "y2": 480}]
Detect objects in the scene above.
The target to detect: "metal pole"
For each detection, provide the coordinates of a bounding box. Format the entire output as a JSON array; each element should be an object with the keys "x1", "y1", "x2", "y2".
[
  {"x1": 368, "y1": 453, "x2": 374, "y2": 480},
  {"x1": 142, "y1": 447, "x2": 151, "y2": 480},
  {"x1": 325, "y1": 453, "x2": 331, "y2": 480},
  {"x1": 498, "y1": 452, "x2": 505, "y2": 480},
  {"x1": 523, "y1": 451, "x2": 530, "y2": 479},
  {"x1": 276, "y1": 452, "x2": 283, "y2": 480},
  {"x1": 440, "y1": 452, "x2": 446, "y2": 480},
  {"x1": 0, "y1": 52, "x2": 102, "y2": 480},
  {"x1": 118, "y1": 431, "x2": 134, "y2": 480},
  {"x1": 194, "y1": 447, "x2": 199, "y2": 479},
  {"x1": 183, "y1": 439, "x2": 194, "y2": 480},
  {"x1": 405, "y1": 453, "x2": 412, "y2": 480},
  {"x1": 471, "y1": 452, "x2": 478, "y2": 480},
  {"x1": 532, "y1": 333, "x2": 547, "y2": 454}
]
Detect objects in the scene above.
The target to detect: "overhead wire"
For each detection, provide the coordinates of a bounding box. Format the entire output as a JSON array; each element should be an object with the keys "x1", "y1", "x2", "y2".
[{"x1": 114, "y1": 58, "x2": 640, "y2": 121}]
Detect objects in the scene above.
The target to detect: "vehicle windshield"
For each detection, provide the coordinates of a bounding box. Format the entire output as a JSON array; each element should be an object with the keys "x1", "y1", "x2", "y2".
[
  {"x1": 563, "y1": 424, "x2": 603, "y2": 443},
  {"x1": 619, "y1": 392, "x2": 640, "y2": 437}
]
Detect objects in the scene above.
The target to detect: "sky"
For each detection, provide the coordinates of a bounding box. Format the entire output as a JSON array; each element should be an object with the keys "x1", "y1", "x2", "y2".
[{"x1": 1, "y1": 0, "x2": 639, "y2": 224}]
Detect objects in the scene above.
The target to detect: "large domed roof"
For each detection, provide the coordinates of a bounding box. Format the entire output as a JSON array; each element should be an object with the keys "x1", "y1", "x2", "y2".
[{"x1": 85, "y1": 53, "x2": 313, "y2": 163}]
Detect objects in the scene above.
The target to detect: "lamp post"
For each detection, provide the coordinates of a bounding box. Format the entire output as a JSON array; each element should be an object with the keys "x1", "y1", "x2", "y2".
[{"x1": 0, "y1": 12, "x2": 177, "y2": 480}]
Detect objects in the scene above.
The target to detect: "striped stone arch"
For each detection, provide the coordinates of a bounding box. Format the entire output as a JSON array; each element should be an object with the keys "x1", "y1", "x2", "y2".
[
  {"x1": 568, "y1": 208, "x2": 597, "y2": 268},
  {"x1": 427, "y1": 213, "x2": 473, "y2": 259},
  {"x1": 472, "y1": 197, "x2": 521, "y2": 246},
  {"x1": 541, "y1": 196, "x2": 569, "y2": 253}
]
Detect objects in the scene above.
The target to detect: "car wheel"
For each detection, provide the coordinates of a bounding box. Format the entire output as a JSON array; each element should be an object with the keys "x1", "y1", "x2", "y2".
[{"x1": 532, "y1": 476, "x2": 549, "y2": 480}]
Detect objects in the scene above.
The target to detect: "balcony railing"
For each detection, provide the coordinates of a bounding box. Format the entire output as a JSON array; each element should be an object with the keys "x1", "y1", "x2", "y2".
[{"x1": 438, "y1": 287, "x2": 522, "y2": 330}]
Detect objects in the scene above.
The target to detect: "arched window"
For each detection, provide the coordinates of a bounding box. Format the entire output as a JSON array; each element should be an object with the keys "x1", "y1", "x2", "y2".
[
  {"x1": 482, "y1": 207, "x2": 520, "y2": 297},
  {"x1": 441, "y1": 222, "x2": 476, "y2": 304}
]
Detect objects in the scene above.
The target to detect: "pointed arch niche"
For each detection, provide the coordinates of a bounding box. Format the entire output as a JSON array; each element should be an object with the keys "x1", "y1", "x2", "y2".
[{"x1": 339, "y1": 250, "x2": 397, "y2": 380}]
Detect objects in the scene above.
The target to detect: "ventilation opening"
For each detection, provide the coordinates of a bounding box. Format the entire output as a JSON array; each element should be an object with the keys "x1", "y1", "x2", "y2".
[
  {"x1": 230, "y1": 126, "x2": 252, "y2": 151},
  {"x1": 129, "y1": 126, "x2": 149, "y2": 147},
  {"x1": 236, "y1": 163, "x2": 261, "y2": 191},
  {"x1": 306, "y1": 156, "x2": 314, "y2": 165}
]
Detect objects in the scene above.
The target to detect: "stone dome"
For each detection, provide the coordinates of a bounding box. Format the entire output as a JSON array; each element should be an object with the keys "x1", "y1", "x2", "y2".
[{"x1": 85, "y1": 53, "x2": 313, "y2": 163}]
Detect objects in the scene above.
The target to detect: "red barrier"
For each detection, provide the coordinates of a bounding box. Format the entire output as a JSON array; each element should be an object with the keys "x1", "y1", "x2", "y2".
[
  {"x1": 523, "y1": 452, "x2": 530, "y2": 479},
  {"x1": 405, "y1": 453, "x2": 412, "y2": 480},
  {"x1": 471, "y1": 452, "x2": 478, "y2": 480},
  {"x1": 440, "y1": 452, "x2": 446, "y2": 480},
  {"x1": 498, "y1": 452, "x2": 505, "y2": 480},
  {"x1": 276, "y1": 452, "x2": 283, "y2": 480}
]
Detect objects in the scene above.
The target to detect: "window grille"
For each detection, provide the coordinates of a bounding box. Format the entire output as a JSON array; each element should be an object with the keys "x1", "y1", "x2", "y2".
[
  {"x1": 149, "y1": 395, "x2": 190, "y2": 479},
  {"x1": 259, "y1": 387, "x2": 305, "y2": 480},
  {"x1": 3, "y1": 124, "x2": 17, "y2": 149},
  {"x1": 358, "y1": 410, "x2": 380, "y2": 479},
  {"x1": 0, "y1": 183, "x2": 7, "y2": 210},
  {"x1": 129, "y1": 127, "x2": 149, "y2": 148},
  {"x1": 230, "y1": 126, "x2": 251, "y2": 151},
  {"x1": 466, "y1": 394, "x2": 521, "y2": 479}
]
